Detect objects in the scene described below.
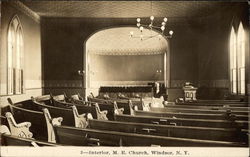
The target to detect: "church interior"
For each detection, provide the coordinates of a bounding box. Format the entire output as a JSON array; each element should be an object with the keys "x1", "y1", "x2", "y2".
[{"x1": 0, "y1": 0, "x2": 249, "y2": 149}]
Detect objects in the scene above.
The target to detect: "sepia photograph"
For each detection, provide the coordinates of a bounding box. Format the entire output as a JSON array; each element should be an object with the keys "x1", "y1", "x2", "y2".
[{"x1": 0, "y1": 0, "x2": 249, "y2": 156}]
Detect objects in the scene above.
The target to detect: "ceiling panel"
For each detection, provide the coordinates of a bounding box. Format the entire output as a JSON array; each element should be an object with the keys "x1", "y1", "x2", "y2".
[{"x1": 21, "y1": 1, "x2": 234, "y2": 18}]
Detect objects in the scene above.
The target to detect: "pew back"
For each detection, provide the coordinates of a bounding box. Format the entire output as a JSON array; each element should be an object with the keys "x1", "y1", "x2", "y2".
[
  {"x1": 9, "y1": 105, "x2": 47, "y2": 141},
  {"x1": 88, "y1": 119, "x2": 245, "y2": 143},
  {"x1": 52, "y1": 99, "x2": 98, "y2": 119},
  {"x1": 1, "y1": 133, "x2": 59, "y2": 146},
  {"x1": 150, "y1": 107, "x2": 249, "y2": 116},
  {"x1": 134, "y1": 110, "x2": 231, "y2": 120},
  {"x1": 32, "y1": 100, "x2": 75, "y2": 126},
  {"x1": 54, "y1": 125, "x2": 244, "y2": 147},
  {"x1": 114, "y1": 114, "x2": 239, "y2": 128}
]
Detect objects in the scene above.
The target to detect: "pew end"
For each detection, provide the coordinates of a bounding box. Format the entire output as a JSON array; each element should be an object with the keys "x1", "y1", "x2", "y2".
[
  {"x1": 93, "y1": 103, "x2": 108, "y2": 120},
  {"x1": 128, "y1": 100, "x2": 135, "y2": 115},
  {"x1": 43, "y1": 108, "x2": 63, "y2": 143},
  {"x1": 71, "y1": 105, "x2": 89, "y2": 128},
  {"x1": 114, "y1": 101, "x2": 124, "y2": 115},
  {"x1": 5, "y1": 112, "x2": 33, "y2": 139}
]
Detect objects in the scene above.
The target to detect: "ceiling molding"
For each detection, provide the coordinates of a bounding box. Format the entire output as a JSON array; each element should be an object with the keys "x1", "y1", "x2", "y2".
[{"x1": 10, "y1": 1, "x2": 40, "y2": 23}]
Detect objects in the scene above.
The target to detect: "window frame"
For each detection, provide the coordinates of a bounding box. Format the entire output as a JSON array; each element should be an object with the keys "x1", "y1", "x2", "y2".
[
  {"x1": 7, "y1": 15, "x2": 24, "y2": 95},
  {"x1": 229, "y1": 22, "x2": 246, "y2": 95}
]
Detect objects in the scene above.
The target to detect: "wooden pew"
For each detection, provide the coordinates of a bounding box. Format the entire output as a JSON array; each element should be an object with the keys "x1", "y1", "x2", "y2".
[
  {"x1": 31, "y1": 98, "x2": 93, "y2": 127},
  {"x1": 0, "y1": 124, "x2": 60, "y2": 146},
  {"x1": 6, "y1": 101, "x2": 63, "y2": 143},
  {"x1": 53, "y1": 96, "x2": 121, "y2": 120},
  {"x1": 114, "y1": 114, "x2": 249, "y2": 129},
  {"x1": 70, "y1": 95, "x2": 133, "y2": 118},
  {"x1": 90, "y1": 101, "x2": 131, "y2": 120},
  {"x1": 1, "y1": 133, "x2": 60, "y2": 146},
  {"x1": 88, "y1": 97, "x2": 143, "y2": 111},
  {"x1": 195, "y1": 99, "x2": 246, "y2": 103},
  {"x1": 7, "y1": 103, "x2": 48, "y2": 141},
  {"x1": 54, "y1": 125, "x2": 244, "y2": 147},
  {"x1": 150, "y1": 107, "x2": 249, "y2": 116},
  {"x1": 49, "y1": 97, "x2": 107, "y2": 120},
  {"x1": 33, "y1": 94, "x2": 52, "y2": 105},
  {"x1": 176, "y1": 102, "x2": 249, "y2": 107},
  {"x1": 164, "y1": 104, "x2": 250, "y2": 112},
  {"x1": 134, "y1": 110, "x2": 236, "y2": 120},
  {"x1": 88, "y1": 119, "x2": 246, "y2": 143}
]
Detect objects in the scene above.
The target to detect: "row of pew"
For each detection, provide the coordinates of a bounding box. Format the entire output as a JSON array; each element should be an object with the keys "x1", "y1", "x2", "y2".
[{"x1": 1, "y1": 93, "x2": 249, "y2": 147}]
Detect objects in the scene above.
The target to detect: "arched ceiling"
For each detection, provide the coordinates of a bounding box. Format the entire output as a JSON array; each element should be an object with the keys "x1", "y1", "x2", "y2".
[{"x1": 86, "y1": 27, "x2": 168, "y2": 55}]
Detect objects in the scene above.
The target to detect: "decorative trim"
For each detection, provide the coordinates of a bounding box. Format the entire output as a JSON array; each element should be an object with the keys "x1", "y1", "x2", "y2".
[
  {"x1": 90, "y1": 80, "x2": 164, "y2": 88},
  {"x1": 43, "y1": 80, "x2": 82, "y2": 88},
  {"x1": 88, "y1": 49, "x2": 166, "y2": 56},
  {"x1": 9, "y1": 1, "x2": 40, "y2": 23}
]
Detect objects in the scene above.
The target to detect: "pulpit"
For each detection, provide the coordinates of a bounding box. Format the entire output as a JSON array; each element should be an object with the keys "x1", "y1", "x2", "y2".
[{"x1": 183, "y1": 82, "x2": 197, "y2": 102}]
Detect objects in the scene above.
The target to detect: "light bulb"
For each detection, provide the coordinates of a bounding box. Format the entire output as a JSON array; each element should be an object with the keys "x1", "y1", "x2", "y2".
[
  {"x1": 163, "y1": 17, "x2": 168, "y2": 22},
  {"x1": 158, "y1": 34, "x2": 162, "y2": 40},
  {"x1": 161, "y1": 26, "x2": 165, "y2": 31},
  {"x1": 140, "y1": 35, "x2": 143, "y2": 40},
  {"x1": 150, "y1": 16, "x2": 154, "y2": 21},
  {"x1": 137, "y1": 18, "x2": 141, "y2": 23},
  {"x1": 130, "y1": 31, "x2": 134, "y2": 37},
  {"x1": 169, "y1": 30, "x2": 174, "y2": 35},
  {"x1": 137, "y1": 23, "x2": 140, "y2": 27},
  {"x1": 140, "y1": 26, "x2": 144, "y2": 31},
  {"x1": 162, "y1": 22, "x2": 166, "y2": 26}
]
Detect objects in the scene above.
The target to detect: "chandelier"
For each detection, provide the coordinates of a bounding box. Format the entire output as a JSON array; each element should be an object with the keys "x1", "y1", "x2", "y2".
[{"x1": 130, "y1": 16, "x2": 173, "y2": 41}]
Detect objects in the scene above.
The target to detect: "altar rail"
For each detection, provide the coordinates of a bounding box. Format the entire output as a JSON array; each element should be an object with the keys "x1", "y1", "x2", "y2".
[{"x1": 99, "y1": 85, "x2": 154, "y2": 98}]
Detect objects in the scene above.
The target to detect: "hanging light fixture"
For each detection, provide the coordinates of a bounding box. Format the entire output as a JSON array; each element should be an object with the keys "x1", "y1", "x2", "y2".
[
  {"x1": 130, "y1": 1, "x2": 173, "y2": 41},
  {"x1": 130, "y1": 16, "x2": 174, "y2": 41}
]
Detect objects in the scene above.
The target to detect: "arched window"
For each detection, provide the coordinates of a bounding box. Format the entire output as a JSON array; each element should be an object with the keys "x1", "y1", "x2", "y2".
[
  {"x1": 229, "y1": 22, "x2": 245, "y2": 95},
  {"x1": 237, "y1": 23, "x2": 245, "y2": 94},
  {"x1": 7, "y1": 16, "x2": 24, "y2": 95},
  {"x1": 229, "y1": 27, "x2": 237, "y2": 94}
]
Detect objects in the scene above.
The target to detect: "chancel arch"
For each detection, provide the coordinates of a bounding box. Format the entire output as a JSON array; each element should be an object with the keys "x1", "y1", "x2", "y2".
[{"x1": 84, "y1": 27, "x2": 170, "y2": 99}]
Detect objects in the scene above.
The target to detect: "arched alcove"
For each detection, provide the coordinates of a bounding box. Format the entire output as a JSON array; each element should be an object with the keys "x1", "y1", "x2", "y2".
[{"x1": 84, "y1": 27, "x2": 170, "y2": 98}]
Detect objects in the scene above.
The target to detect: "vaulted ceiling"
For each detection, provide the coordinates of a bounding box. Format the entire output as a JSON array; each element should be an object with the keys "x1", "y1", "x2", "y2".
[{"x1": 22, "y1": 1, "x2": 239, "y2": 18}]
